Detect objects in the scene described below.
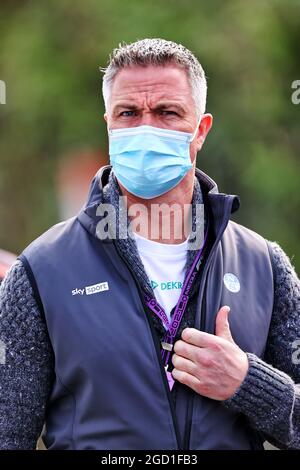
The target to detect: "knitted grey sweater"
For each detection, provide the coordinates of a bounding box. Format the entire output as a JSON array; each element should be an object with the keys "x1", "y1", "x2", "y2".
[{"x1": 0, "y1": 176, "x2": 300, "y2": 449}]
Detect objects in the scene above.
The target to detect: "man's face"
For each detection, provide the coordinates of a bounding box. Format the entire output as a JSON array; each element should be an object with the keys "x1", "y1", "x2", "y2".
[{"x1": 104, "y1": 64, "x2": 212, "y2": 164}]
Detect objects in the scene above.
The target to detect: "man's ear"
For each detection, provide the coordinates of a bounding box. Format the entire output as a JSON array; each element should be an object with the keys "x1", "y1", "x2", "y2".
[
  {"x1": 104, "y1": 112, "x2": 108, "y2": 123},
  {"x1": 196, "y1": 113, "x2": 213, "y2": 151}
]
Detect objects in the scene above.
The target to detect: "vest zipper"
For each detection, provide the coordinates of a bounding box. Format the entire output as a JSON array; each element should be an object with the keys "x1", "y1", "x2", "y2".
[
  {"x1": 112, "y1": 240, "x2": 182, "y2": 450},
  {"x1": 182, "y1": 251, "x2": 211, "y2": 450}
]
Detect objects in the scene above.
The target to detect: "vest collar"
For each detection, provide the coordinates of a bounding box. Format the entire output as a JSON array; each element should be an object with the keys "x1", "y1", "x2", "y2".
[{"x1": 78, "y1": 165, "x2": 240, "y2": 241}]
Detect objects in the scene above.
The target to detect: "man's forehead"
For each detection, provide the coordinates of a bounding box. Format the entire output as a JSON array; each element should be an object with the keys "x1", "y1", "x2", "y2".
[
  {"x1": 111, "y1": 64, "x2": 191, "y2": 98},
  {"x1": 111, "y1": 91, "x2": 190, "y2": 105}
]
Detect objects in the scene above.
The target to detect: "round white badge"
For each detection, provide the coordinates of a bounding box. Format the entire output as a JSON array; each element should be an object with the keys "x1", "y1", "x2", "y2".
[{"x1": 223, "y1": 273, "x2": 240, "y2": 293}]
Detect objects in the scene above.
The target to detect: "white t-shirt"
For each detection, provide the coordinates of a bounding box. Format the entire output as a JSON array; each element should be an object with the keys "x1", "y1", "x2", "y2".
[{"x1": 133, "y1": 232, "x2": 188, "y2": 326}]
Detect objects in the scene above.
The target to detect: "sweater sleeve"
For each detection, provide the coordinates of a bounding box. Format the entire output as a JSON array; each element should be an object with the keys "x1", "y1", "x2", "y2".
[
  {"x1": 223, "y1": 241, "x2": 300, "y2": 449},
  {"x1": 0, "y1": 260, "x2": 54, "y2": 449}
]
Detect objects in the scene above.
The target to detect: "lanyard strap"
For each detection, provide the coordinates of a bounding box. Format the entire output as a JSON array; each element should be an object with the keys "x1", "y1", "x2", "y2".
[{"x1": 144, "y1": 215, "x2": 210, "y2": 367}]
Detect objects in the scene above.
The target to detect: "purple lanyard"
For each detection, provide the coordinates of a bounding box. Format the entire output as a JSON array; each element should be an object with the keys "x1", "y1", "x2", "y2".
[{"x1": 144, "y1": 216, "x2": 210, "y2": 370}]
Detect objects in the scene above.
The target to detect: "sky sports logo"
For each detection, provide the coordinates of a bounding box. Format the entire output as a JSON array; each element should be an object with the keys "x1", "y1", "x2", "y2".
[{"x1": 72, "y1": 281, "x2": 109, "y2": 296}]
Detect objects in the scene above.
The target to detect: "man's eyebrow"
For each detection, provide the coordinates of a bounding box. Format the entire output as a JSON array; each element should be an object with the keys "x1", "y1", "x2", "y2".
[
  {"x1": 112, "y1": 103, "x2": 139, "y2": 112},
  {"x1": 154, "y1": 102, "x2": 186, "y2": 113}
]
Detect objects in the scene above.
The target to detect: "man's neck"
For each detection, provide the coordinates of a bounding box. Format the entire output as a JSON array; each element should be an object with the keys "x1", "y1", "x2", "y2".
[{"x1": 121, "y1": 176, "x2": 195, "y2": 244}]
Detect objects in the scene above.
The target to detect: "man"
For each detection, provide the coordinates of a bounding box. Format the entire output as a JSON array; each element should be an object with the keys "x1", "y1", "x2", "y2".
[{"x1": 0, "y1": 38, "x2": 299, "y2": 450}]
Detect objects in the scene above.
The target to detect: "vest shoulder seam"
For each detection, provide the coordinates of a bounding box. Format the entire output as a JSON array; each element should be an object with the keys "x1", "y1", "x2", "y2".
[{"x1": 265, "y1": 240, "x2": 276, "y2": 316}]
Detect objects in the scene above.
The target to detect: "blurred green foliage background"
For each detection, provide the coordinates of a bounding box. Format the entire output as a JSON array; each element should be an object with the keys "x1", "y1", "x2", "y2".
[{"x1": 0, "y1": 0, "x2": 299, "y2": 270}]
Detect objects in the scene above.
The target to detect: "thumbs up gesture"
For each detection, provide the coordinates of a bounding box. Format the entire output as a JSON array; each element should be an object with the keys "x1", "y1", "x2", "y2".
[{"x1": 172, "y1": 306, "x2": 249, "y2": 401}]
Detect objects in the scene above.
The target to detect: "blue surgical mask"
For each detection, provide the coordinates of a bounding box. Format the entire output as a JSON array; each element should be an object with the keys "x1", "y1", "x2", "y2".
[{"x1": 109, "y1": 123, "x2": 200, "y2": 199}]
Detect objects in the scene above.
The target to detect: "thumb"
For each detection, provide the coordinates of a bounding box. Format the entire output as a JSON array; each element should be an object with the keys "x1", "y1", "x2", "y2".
[{"x1": 215, "y1": 306, "x2": 234, "y2": 343}]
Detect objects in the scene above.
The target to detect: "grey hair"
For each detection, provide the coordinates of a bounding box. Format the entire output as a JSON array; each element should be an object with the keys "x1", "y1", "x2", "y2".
[{"x1": 100, "y1": 38, "x2": 207, "y2": 117}]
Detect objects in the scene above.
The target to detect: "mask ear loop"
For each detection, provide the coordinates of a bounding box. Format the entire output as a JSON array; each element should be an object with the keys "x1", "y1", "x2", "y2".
[{"x1": 190, "y1": 115, "x2": 203, "y2": 142}]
